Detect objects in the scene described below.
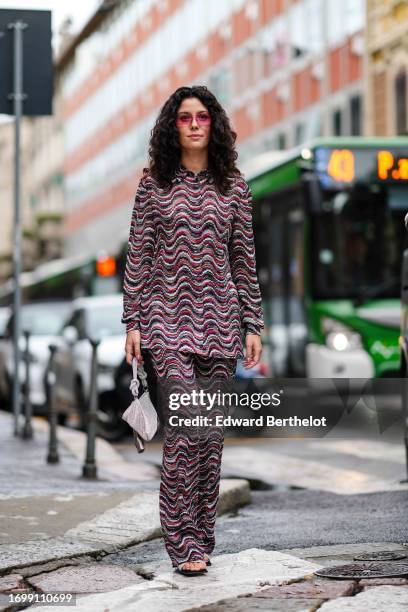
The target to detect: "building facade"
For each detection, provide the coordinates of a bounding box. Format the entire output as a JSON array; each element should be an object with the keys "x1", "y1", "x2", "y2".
[
  {"x1": 58, "y1": 0, "x2": 366, "y2": 259},
  {"x1": 0, "y1": 19, "x2": 72, "y2": 282},
  {"x1": 0, "y1": 118, "x2": 40, "y2": 281},
  {"x1": 365, "y1": 0, "x2": 408, "y2": 136}
]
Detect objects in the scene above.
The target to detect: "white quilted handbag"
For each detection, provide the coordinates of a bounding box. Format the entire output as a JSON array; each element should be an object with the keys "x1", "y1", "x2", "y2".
[{"x1": 121, "y1": 357, "x2": 159, "y2": 453}]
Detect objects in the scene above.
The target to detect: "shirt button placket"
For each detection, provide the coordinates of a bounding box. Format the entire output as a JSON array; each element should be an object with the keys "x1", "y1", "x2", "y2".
[
  {"x1": 194, "y1": 175, "x2": 204, "y2": 351},
  {"x1": 199, "y1": 176, "x2": 207, "y2": 352}
]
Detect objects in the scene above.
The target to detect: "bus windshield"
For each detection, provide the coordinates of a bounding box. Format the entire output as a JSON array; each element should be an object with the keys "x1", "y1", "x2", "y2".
[{"x1": 311, "y1": 182, "x2": 407, "y2": 300}]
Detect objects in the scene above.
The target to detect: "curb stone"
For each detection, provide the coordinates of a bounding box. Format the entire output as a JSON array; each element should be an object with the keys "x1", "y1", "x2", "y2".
[
  {"x1": 317, "y1": 585, "x2": 408, "y2": 610},
  {"x1": 0, "y1": 479, "x2": 250, "y2": 575}
]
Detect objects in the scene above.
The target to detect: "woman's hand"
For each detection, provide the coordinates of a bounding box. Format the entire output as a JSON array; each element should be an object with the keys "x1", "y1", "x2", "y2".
[
  {"x1": 244, "y1": 333, "x2": 262, "y2": 368},
  {"x1": 125, "y1": 329, "x2": 144, "y2": 366}
]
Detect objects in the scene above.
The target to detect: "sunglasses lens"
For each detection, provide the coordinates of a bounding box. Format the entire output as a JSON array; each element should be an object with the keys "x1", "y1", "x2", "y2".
[
  {"x1": 177, "y1": 113, "x2": 211, "y2": 125},
  {"x1": 197, "y1": 113, "x2": 211, "y2": 124},
  {"x1": 178, "y1": 115, "x2": 191, "y2": 124}
]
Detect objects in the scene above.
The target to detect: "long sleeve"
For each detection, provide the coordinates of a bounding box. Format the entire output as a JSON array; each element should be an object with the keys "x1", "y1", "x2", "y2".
[
  {"x1": 121, "y1": 175, "x2": 156, "y2": 333},
  {"x1": 228, "y1": 182, "x2": 265, "y2": 336}
]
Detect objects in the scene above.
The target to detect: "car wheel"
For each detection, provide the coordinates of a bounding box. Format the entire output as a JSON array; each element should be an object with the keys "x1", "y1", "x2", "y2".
[
  {"x1": 57, "y1": 413, "x2": 68, "y2": 426},
  {"x1": 1, "y1": 370, "x2": 13, "y2": 410}
]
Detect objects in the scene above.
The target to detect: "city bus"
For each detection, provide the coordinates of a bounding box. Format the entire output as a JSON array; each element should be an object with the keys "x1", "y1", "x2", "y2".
[{"x1": 245, "y1": 137, "x2": 408, "y2": 380}]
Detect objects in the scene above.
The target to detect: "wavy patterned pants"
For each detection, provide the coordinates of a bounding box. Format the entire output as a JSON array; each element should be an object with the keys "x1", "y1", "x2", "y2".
[{"x1": 148, "y1": 348, "x2": 237, "y2": 567}]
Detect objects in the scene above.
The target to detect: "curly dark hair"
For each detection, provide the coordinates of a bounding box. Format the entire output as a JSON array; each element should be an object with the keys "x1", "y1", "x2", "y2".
[{"x1": 145, "y1": 85, "x2": 242, "y2": 195}]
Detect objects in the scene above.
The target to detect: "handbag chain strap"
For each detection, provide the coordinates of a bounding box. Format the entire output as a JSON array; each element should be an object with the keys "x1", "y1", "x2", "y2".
[{"x1": 130, "y1": 357, "x2": 149, "y2": 397}]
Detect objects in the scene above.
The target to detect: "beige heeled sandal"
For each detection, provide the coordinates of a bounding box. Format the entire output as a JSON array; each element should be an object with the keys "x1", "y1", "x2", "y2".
[{"x1": 175, "y1": 561, "x2": 208, "y2": 576}]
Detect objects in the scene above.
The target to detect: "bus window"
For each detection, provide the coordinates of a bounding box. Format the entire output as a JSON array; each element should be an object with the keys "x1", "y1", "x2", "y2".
[
  {"x1": 288, "y1": 209, "x2": 307, "y2": 376},
  {"x1": 269, "y1": 215, "x2": 289, "y2": 377},
  {"x1": 311, "y1": 182, "x2": 405, "y2": 300}
]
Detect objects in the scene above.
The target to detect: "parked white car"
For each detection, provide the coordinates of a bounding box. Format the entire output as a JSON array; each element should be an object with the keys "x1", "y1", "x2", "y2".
[
  {"x1": 0, "y1": 306, "x2": 11, "y2": 335},
  {"x1": 0, "y1": 301, "x2": 71, "y2": 413},
  {"x1": 53, "y1": 293, "x2": 128, "y2": 439},
  {"x1": 0, "y1": 306, "x2": 12, "y2": 406}
]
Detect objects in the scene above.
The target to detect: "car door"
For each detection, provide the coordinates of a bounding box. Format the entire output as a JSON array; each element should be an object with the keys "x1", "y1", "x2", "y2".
[{"x1": 0, "y1": 311, "x2": 12, "y2": 402}]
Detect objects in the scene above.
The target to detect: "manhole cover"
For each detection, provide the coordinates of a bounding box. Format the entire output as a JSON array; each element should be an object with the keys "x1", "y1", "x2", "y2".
[
  {"x1": 315, "y1": 562, "x2": 408, "y2": 579},
  {"x1": 354, "y1": 551, "x2": 407, "y2": 561}
]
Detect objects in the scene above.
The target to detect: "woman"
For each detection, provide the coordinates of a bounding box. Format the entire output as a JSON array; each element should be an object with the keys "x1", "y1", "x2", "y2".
[{"x1": 121, "y1": 85, "x2": 264, "y2": 576}]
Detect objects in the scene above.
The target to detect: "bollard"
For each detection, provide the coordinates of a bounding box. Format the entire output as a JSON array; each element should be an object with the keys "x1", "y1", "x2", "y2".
[
  {"x1": 82, "y1": 338, "x2": 100, "y2": 479},
  {"x1": 21, "y1": 329, "x2": 33, "y2": 439},
  {"x1": 46, "y1": 344, "x2": 59, "y2": 464}
]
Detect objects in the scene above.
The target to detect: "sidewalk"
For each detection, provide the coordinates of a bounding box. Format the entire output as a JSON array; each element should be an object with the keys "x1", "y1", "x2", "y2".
[
  {"x1": 0, "y1": 410, "x2": 250, "y2": 574},
  {"x1": 1, "y1": 410, "x2": 407, "y2": 611},
  {"x1": 2, "y1": 543, "x2": 407, "y2": 611}
]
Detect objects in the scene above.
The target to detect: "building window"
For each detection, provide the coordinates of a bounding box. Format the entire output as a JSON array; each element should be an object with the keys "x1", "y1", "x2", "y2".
[
  {"x1": 261, "y1": 16, "x2": 288, "y2": 78},
  {"x1": 294, "y1": 122, "x2": 305, "y2": 145},
  {"x1": 332, "y1": 109, "x2": 342, "y2": 136},
  {"x1": 263, "y1": 135, "x2": 275, "y2": 153},
  {"x1": 277, "y1": 132, "x2": 287, "y2": 150},
  {"x1": 288, "y1": 0, "x2": 325, "y2": 58},
  {"x1": 289, "y1": 1, "x2": 307, "y2": 58},
  {"x1": 308, "y1": 0, "x2": 324, "y2": 54},
  {"x1": 327, "y1": 0, "x2": 344, "y2": 46},
  {"x1": 209, "y1": 67, "x2": 231, "y2": 106},
  {"x1": 345, "y1": 0, "x2": 365, "y2": 36},
  {"x1": 350, "y1": 95, "x2": 362, "y2": 135},
  {"x1": 395, "y1": 70, "x2": 407, "y2": 136}
]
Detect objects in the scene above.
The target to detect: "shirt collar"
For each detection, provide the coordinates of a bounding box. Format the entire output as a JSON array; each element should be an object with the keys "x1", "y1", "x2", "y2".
[{"x1": 174, "y1": 163, "x2": 213, "y2": 183}]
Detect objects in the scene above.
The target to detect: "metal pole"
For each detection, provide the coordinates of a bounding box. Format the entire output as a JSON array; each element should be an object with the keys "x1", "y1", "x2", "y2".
[
  {"x1": 22, "y1": 329, "x2": 33, "y2": 439},
  {"x1": 8, "y1": 19, "x2": 27, "y2": 436},
  {"x1": 82, "y1": 338, "x2": 100, "y2": 479},
  {"x1": 47, "y1": 344, "x2": 59, "y2": 464}
]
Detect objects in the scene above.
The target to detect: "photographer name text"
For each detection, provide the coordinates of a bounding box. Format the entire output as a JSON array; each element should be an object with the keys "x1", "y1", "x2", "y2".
[{"x1": 168, "y1": 415, "x2": 327, "y2": 427}]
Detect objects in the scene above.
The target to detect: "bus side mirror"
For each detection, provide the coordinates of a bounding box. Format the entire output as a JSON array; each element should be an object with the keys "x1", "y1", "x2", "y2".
[{"x1": 405, "y1": 212, "x2": 408, "y2": 231}]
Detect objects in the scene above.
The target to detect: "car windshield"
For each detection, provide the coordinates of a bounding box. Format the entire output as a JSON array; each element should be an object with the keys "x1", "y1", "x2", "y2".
[
  {"x1": 20, "y1": 303, "x2": 71, "y2": 336},
  {"x1": 85, "y1": 303, "x2": 125, "y2": 338}
]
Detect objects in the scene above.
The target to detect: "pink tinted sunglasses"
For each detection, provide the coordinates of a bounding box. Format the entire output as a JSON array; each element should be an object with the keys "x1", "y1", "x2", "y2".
[{"x1": 176, "y1": 111, "x2": 211, "y2": 127}]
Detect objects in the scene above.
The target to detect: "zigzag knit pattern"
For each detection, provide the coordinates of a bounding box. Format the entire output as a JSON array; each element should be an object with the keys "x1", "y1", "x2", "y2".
[
  {"x1": 121, "y1": 164, "x2": 264, "y2": 358},
  {"x1": 148, "y1": 347, "x2": 237, "y2": 567}
]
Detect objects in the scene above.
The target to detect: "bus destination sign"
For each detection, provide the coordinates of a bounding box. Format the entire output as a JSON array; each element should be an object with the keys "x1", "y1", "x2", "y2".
[
  {"x1": 377, "y1": 150, "x2": 408, "y2": 181},
  {"x1": 315, "y1": 147, "x2": 408, "y2": 188}
]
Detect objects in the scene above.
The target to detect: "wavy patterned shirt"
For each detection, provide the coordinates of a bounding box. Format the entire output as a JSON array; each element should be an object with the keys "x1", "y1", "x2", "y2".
[{"x1": 121, "y1": 163, "x2": 264, "y2": 358}]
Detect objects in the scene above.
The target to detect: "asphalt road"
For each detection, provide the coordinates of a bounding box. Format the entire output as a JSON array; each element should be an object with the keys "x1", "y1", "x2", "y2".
[{"x1": 101, "y1": 487, "x2": 408, "y2": 569}]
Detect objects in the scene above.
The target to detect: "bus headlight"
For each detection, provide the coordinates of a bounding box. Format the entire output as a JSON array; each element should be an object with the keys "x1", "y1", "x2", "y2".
[{"x1": 321, "y1": 317, "x2": 362, "y2": 352}]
